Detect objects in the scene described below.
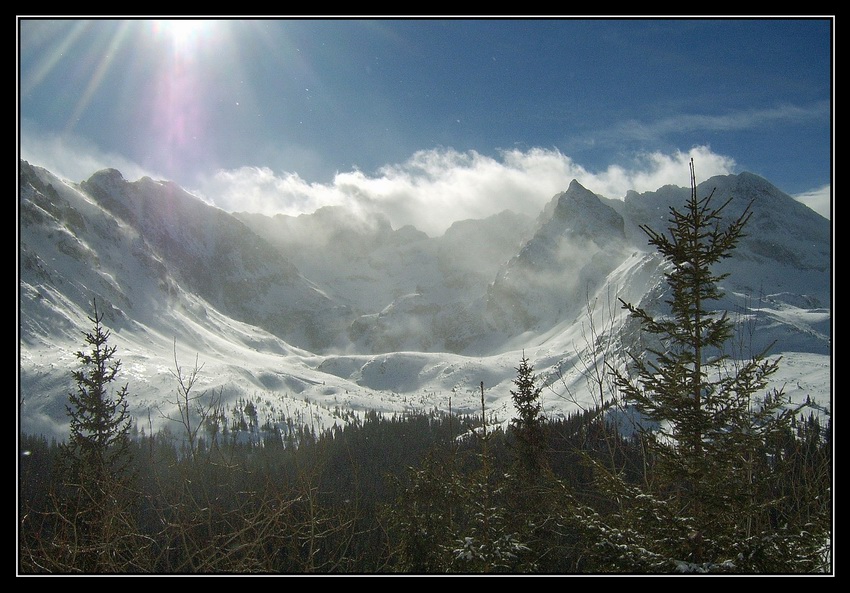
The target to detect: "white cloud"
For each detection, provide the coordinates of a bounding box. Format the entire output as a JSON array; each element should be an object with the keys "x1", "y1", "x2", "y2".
[
  {"x1": 793, "y1": 184, "x2": 831, "y2": 220},
  {"x1": 18, "y1": 126, "x2": 752, "y2": 237},
  {"x1": 196, "y1": 166, "x2": 348, "y2": 216},
  {"x1": 197, "y1": 145, "x2": 737, "y2": 236},
  {"x1": 601, "y1": 102, "x2": 830, "y2": 144},
  {"x1": 587, "y1": 147, "x2": 737, "y2": 199}
]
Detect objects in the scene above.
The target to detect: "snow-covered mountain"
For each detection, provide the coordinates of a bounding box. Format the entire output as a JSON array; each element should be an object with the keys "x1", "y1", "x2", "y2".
[
  {"x1": 18, "y1": 160, "x2": 832, "y2": 441},
  {"x1": 485, "y1": 179, "x2": 631, "y2": 336}
]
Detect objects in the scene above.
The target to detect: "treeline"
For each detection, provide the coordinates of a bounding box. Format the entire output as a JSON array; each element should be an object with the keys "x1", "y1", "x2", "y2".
[
  {"x1": 18, "y1": 396, "x2": 831, "y2": 574},
  {"x1": 16, "y1": 400, "x2": 598, "y2": 572}
]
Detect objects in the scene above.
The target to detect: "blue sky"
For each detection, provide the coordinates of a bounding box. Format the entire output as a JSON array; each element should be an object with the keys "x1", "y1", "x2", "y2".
[{"x1": 18, "y1": 17, "x2": 833, "y2": 235}]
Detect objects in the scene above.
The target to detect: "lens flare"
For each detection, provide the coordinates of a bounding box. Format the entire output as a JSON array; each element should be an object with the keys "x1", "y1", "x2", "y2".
[{"x1": 152, "y1": 19, "x2": 217, "y2": 57}]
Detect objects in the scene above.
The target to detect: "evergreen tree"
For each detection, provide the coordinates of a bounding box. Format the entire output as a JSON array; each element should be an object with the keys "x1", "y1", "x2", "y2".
[
  {"x1": 59, "y1": 298, "x2": 138, "y2": 571},
  {"x1": 581, "y1": 160, "x2": 829, "y2": 573},
  {"x1": 387, "y1": 384, "x2": 534, "y2": 573},
  {"x1": 509, "y1": 352, "x2": 546, "y2": 475},
  {"x1": 63, "y1": 299, "x2": 133, "y2": 483}
]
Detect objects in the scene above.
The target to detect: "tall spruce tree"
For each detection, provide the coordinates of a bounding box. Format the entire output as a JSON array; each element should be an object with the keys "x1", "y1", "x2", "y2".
[{"x1": 580, "y1": 160, "x2": 828, "y2": 573}]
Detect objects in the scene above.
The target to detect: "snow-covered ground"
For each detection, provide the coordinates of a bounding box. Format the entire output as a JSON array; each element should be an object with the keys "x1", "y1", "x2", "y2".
[{"x1": 19, "y1": 273, "x2": 831, "y2": 442}]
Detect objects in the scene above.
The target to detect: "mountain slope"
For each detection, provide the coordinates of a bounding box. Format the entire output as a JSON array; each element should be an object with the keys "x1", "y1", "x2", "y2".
[
  {"x1": 617, "y1": 172, "x2": 831, "y2": 355},
  {"x1": 18, "y1": 160, "x2": 831, "y2": 440}
]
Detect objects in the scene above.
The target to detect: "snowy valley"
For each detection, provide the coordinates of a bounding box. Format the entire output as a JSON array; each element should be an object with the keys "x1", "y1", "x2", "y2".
[{"x1": 18, "y1": 160, "x2": 832, "y2": 441}]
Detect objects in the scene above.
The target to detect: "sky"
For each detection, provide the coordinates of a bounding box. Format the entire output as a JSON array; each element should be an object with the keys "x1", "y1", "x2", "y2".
[{"x1": 18, "y1": 17, "x2": 833, "y2": 235}]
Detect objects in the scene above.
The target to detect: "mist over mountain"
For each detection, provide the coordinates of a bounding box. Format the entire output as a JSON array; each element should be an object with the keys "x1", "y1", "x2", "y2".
[
  {"x1": 233, "y1": 205, "x2": 536, "y2": 354},
  {"x1": 18, "y1": 160, "x2": 832, "y2": 440},
  {"x1": 485, "y1": 179, "x2": 631, "y2": 337}
]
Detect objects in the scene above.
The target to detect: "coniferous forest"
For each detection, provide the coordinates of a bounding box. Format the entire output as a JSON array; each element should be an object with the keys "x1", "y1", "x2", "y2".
[{"x1": 18, "y1": 162, "x2": 832, "y2": 574}]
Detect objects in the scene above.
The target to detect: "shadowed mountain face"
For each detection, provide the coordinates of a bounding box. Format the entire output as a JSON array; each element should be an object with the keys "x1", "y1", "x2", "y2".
[
  {"x1": 18, "y1": 159, "x2": 831, "y2": 438},
  {"x1": 485, "y1": 179, "x2": 631, "y2": 335}
]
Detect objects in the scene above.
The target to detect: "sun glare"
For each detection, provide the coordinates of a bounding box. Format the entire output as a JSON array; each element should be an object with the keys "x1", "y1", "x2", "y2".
[{"x1": 153, "y1": 19, "x2": 216, "y2": 55}]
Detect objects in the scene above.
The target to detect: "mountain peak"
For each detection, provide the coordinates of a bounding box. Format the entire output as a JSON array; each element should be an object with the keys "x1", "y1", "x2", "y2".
[
  {"x1": 546, "y1": 181, "x2": 625, "y2": 245},
  {"x1": 567, "y1": 178, "x2": 586, "y2": 192},
  {"x1": 86, "y1": 167, "x2": 126, "y2": 186},
  {"x1": 485, "y1": 180, "x2": 629, "y2": 333}
]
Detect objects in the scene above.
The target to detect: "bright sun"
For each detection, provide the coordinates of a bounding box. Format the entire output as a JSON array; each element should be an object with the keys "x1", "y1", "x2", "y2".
[{"x1": 153, "y1": 19, "x2": 216, "y2": 54}]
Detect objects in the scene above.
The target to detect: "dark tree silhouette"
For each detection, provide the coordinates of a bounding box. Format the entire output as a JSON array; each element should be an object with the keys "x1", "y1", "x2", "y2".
[{"x1": 510, "y1": 352, "x2": 546, "y2": 475}]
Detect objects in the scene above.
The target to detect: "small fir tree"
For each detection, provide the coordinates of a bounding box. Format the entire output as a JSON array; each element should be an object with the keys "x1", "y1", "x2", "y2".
[
  {"x1": 63, "y1": 299, "x2": 133, "y2": 482},
  {"x1": 510, "y1": 352, "x2": 546, "y2": 475},
  {"x1": 59, "y1": 299, "x2": 136, "y2": 571}
]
